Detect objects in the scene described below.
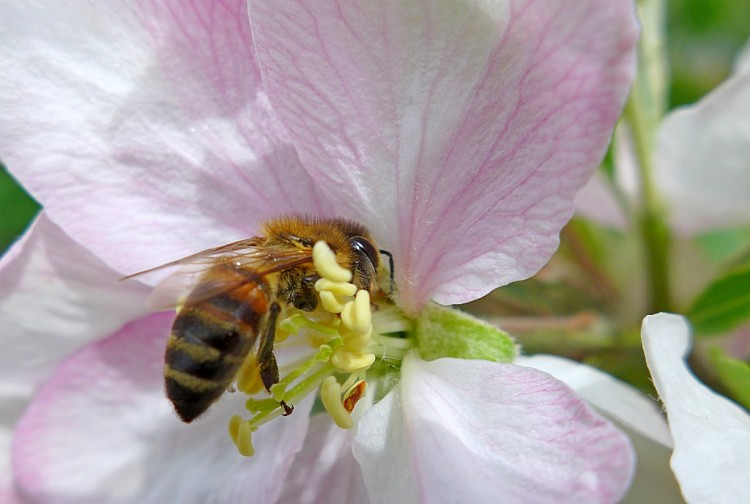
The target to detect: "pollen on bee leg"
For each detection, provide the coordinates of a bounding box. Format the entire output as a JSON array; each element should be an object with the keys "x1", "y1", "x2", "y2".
[
  {"x1": 228, "y1": 415, "x2": 256, "y2": 457},
  {"x1": 236, "y1": 355, "x2": 263, "y2": 395},
  {"x1": 312, "y1": 241, "x2": 352, "y2": 283},
  {"x1": 320, "y1": 376, "x2": 354, "y2": 429}
]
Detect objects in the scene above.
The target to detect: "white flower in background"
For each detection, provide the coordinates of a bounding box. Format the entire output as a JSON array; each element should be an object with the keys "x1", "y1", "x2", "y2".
[
  {"x1": 642, "y1": 314, "x2": 750, "y2": 504},
  {"x1": 577, "y1": 37, "x2": 750, "y2": 234}
]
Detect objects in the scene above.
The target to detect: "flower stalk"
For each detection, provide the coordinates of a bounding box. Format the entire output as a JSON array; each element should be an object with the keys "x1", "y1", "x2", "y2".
[{"x1": 625, "y1": 0, "x2": 673, "y2": 313}]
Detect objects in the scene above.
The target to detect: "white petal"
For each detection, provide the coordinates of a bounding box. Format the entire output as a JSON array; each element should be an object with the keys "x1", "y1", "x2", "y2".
[
  {"x1": 12, "y1": 313, "x2": 312, "y2": 503},
  {"x1": 617, "y1": 423, "x2": 684, "y2": 504},
  {"x1": 351, "y1": 386, "x2": 420, "y2": 504},
  {"x1": 354, "y1": 355, "x2": 634, "y2": 504},
  {"x1": 655, "y1": 71, "x2": 750, "y2": 234},
  {"x1": 517, "y1": 354, "x2": 672, "y2": 447},
  {"x1": 279, "y1": 414, "x2": 370, "y2": 504},
  {"x1": 0, "y1": 215, "x2": 148, "y2": 495},
  {"x1": 517, "y1": 355, "x2": 684, "y2": 504},
  {"x1": 733, "y1": 37, "x2": 750, "y2": 75},
  {"x1": 642, "y1": 313, "x2": 750, "y2": 503},
  {"x1": 0, "y1": 1, "x2": 331, "y2": 276}
]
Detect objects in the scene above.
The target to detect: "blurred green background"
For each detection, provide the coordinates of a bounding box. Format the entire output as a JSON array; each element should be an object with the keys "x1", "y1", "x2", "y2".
[
  {"x1": 1, "y1": 164, "x2": 39, "y2": 253},
  {"x1": 1, "y1": 0, "x2": 749, "y2": 255}
]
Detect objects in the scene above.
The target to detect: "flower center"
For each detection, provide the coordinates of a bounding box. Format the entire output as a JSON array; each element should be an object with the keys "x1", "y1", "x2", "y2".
[{"x1": 228, "y1": 241, "x2": 413, "y2": 456}]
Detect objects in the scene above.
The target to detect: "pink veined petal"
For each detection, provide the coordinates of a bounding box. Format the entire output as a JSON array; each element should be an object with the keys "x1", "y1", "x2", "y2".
[
  {"x1": 353, "y1": 355, "x2": 634, "y2": 504},
  {"x1": 0, "y1": 0, "x2": 332, "y2": 278},
  {"x1": 277, "y1": 414, "x2": 370, "y2": 504},
  {"x1": 516, "y1": 355, "x2": 685, "y2": 504},
  {"x1": 641, "y1": 314, "x2": 750, "y2": 504},
  {"x1": 0, "y1": 214, "x2": 149, "y2": 496},
  {"x1": 654, "y1": 69, "x2": 750, "y2": 234},
  {"x1": 517, "y1": 354, "x2": 672, "y2": 447},
  {"x1": 12, "y1": 312, "x2": 313, "y2": 504},
  {"x1": 248, "y1": 0, "x2": 638, "y2": 312}
]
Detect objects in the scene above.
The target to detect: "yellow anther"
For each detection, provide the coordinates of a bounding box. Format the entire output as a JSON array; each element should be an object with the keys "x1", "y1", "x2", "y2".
[
  {"x1": 343, "y1": 380, "x2": 367, "y2": 413},
  {"x1": 315, "y1": 278, "x2": 358, "y2": 297},
  {"x1": 319, "y1": 290, "x2": 346, "y2": 314},
  {"x1": 340, "y1": 290, "x2": 372, "y2": 336},
  {"x1": 340, "y1": 325, "x2": 372, "y2": 351},
  {"x1": 321, "y1": 376, "x2": 354, "y2": 429},
  {"x1": 331, "y1": 348, "x2": 376, "y2": 372},
  {"x1": 228, "y1": 415, "x2": 256, "y2": 457},
  {"x1": 313, "y1": 241, "x2": 352, "y2": 283}
]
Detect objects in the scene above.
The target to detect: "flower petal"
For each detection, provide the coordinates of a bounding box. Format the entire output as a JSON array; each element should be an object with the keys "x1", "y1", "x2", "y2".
[
  {"x1": 517, "y1": 354, "x2": 672, "y2": 447},
  {"x1": 353, "y1": 355, "x2": 634, "y2": 503},
  {"x1": 0, "y1": 1, "x2": 331, "y2": 276},
  {"x1": 517, "y1": 355, "x2": 684, "y2": 504},
  {"x1": 12, "y1": 312, "x2": 312, "y2": 504},
  {"x1": 249, "y1": 0, "x2": 638, "y2": 311},
  {"x1": 654, "y1": 70, "x2": 750, "y2": 234},
  {"x1": 0, "y1": 215, "x2": 148, "y2": 495},
  {"x1": 278, "y1": 414, "x2": 370, "y2": 504},
  {"x1": 641, "y1": 313, "x2": 750, "y2": 504}
]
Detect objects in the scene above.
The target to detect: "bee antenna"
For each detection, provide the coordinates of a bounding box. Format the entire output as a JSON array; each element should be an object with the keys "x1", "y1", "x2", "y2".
[{"x1": 379, "y1": 249, "x2": 395, "y2": 294}]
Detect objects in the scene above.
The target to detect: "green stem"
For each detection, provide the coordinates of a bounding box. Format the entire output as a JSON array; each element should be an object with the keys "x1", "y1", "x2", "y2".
[{"x1": 624, "y1": 86, "x2": 672, "y2": 313}]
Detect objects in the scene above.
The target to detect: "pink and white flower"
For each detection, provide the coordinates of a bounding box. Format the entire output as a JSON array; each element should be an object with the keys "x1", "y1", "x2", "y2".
[{"x1": 0, "y1": 0, "x2": 641, "y2": 502}]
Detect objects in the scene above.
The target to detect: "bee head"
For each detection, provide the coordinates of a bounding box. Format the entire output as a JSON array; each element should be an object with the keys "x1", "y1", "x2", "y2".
[{"x1": 348, "y1": 235, "x2": 380, "y2": 292}]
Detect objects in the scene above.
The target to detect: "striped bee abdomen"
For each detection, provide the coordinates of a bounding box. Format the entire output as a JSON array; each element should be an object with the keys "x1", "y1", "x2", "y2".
[{"x1": 164, "y1": 265, "x2": 270, "y2": 422}]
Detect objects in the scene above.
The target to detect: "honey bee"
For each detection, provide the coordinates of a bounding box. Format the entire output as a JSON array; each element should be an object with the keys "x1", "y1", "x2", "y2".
[{"x1": 125, "y1": 216, "x2": 384, "y2": 422}]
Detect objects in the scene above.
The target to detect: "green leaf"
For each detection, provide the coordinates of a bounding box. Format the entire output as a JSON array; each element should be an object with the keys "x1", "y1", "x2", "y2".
[
  {"x1": 708, "y1": 346, "x2": 750, "y2": 410},
  {"x1": 416, "y1": 303, "x2": 517, "y2": 363},
  {"x1": 0, "y1": 165, "x2": 39, "y2": 253},
  {"x1": 687, "y1": 267, "x2": 750, "y2": 336}
]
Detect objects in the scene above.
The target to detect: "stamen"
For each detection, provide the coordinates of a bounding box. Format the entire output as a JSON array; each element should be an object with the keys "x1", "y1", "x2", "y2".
[
  {"x1": 331, "y1": 348, "x2": 376, "y2": 372},
  {"x1": 319, "y1": 290, "x2": 347, "y2": 314},
  {"x1": 321, "y1": 376, "x2": 354, "y2": 429},
  {"x1": 313, "y1": 241, "x2": 352, "y2": 283},
  {"x1": 343, "y1": 380, "x2": 367, "y2": 412},
  {"x1": 315, "y1": 278, "x2": 357, "y2": 297},
  {"x1": 340, "y1": 325, "x2": 372, "y2": 351},
  {"x1": 340, "y1": 290, "x2": 372, "y2": 335},
  {"x1": 226, "y1": 239, "x2": 411, "y2": 456},
  {"x1": 228, "y1": 415, "x2": 255, "y2": 456}
]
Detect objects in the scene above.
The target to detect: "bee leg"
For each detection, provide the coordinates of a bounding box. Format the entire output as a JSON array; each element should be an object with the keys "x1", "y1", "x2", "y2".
[
  {"x1": 258, "y1": 302, "x2": 281, "y2": 390},
  {"x1": 258, "y1": 302, "x2": 293, "y2": 415}
]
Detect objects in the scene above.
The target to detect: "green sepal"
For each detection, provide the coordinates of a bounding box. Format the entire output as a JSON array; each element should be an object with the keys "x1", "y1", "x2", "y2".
[
  {"x1": 708, "y1": 346, "x2": 750, "y2": 410},
  {"x1": 415, "y1": 303, "x2": 517, "y2": 363}
]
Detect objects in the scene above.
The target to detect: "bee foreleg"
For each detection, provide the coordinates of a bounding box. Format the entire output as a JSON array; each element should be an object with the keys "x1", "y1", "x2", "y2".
[
  {"x1": 258, "y1": 302, "x2": 294, "y2": 415},
  {"x1": 258, "y1": 302, "x2": 281, "y2": 391}
]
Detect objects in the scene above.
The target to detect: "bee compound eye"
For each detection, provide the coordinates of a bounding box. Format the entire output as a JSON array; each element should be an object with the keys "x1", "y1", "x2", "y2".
[{"x1": 349, "y1": 236, "x2": 379, "y2": 270}]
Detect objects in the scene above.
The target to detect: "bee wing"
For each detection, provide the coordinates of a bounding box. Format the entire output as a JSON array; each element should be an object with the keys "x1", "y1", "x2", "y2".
[
  {"x1": 121, "y1": 237, "x2": 266, "y2": 281},
  {"x1": 125, "y1": 242, "x2": 314, "y2": 311}
]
